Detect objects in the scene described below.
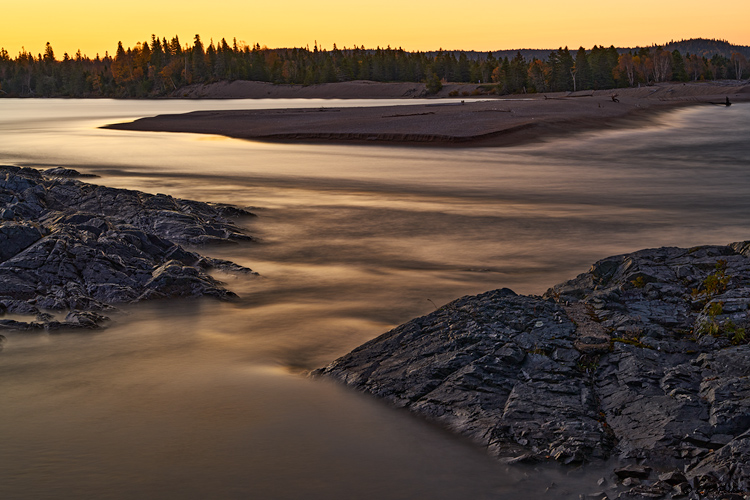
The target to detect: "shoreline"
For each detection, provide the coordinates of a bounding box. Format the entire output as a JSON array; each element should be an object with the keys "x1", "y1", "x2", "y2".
[
  {"x1": 316, "y1": 241, "x2": 750, "y2": 498},
  {"x1": 103, "y1": 81, "x2": 750, "y2": 147}
]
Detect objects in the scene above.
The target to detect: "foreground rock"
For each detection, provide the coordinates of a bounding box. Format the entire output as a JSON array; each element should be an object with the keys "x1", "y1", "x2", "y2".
[
  {"x1": 0, "y1": 165, "x2": 256, "y2": 330},
  {"x1": 316, "y1": 243, "x2": 750, "y2": 498}
]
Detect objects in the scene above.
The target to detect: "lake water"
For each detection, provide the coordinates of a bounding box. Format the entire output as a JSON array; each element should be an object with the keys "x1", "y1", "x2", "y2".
[{"x1": 1, "y1": 98, "x2": 748, "y2": 499}]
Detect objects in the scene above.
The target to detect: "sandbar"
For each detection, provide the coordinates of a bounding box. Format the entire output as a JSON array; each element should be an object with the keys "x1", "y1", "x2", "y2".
[{"x1": 105, "y1": 81, "x2": 750, "y2": 147}]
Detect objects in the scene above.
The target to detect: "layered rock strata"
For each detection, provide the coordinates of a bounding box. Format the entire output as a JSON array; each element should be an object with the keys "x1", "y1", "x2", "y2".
[
  {"x1": 317, "y1": 243, "x2": 750, "y2": 498},
  {"x1": 0, "y1": 165, "x2": 255, "y2": 331}
]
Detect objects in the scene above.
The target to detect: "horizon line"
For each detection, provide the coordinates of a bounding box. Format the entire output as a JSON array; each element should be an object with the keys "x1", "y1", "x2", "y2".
[{"x1": 3, "y1": 36, "x2": 746, "y2": 61}]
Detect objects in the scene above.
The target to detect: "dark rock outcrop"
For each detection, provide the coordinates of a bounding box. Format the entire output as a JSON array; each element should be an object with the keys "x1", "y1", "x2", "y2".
[
  {"x1": 316, "y1": 243, "x2": 750, "y2": 498},
  {"x1": 0, "y1": 165, "x2": 256, "y2": 329},
  {"x1": 318, "y1": 288, "x2": 614, "y2": 463}
]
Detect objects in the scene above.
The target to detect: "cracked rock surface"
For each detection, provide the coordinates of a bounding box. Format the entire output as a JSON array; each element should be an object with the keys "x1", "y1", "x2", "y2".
[
  {"x1": 316, "y1": 244, "x2": 750, "y2": 498},
  {"x1": 0, "y1": 165, "x2": 256, "y2": 331}
]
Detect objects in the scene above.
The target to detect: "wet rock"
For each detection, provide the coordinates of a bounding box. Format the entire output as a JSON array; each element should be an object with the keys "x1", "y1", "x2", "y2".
[
  {"x1": 0, "y1": 165, "x2": 257, "y2": 331},
  {"x1": 549, "y1": 244, "x2": 750, "y2": 480},
  {"x1": 0, "y1": 319, "x2": 45, "y2": 331},
  {"x1": 626, "y1": 480, "x2": 673, "y2": 498},
  {"x1": 622, "y1": 478, "x2": 642, "y2": 487},
  {"x1": 671, "y1": 481, "x2": 692, "y2": 498},
  {"x1": 317, "y1": 241, "x2": 750, "y2": 497},
  {"x1": 689, "y1": 430, "x2": 750, "y2": 493},
  {"x1": 316, "y1": 288, "x2": 614, "y2": 462},
  {"x1": 40, "y1": 176, "x2": 256, "y2": 246},
  {"x1": 42, "y1": 167, "x2": 96, "y2": 178},
  {"x1": 499, "y1": 453, "x2": 540, "y2": 465},
  {"x1": 580, "y1": 491, "x2": 609, "y2": 500},
  {"x1": 615, "y1": 465, "x2": 652, "y2": 480},
  {"x1": 0, "y1": 222, "x2": 45, "y2": 262},
  {"x1": 692, "y1": 473, "x2": 720, "y2": 492},
  {"x1": 659, "y1": 470, "x2": 688, "y2": 485},
  {"x1": 64, "y1": 311, "x2": 110, "y2": 328}
]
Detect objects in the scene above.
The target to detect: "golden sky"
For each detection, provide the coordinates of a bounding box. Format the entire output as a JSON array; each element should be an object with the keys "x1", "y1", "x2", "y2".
[{"x1": 2, "y1": 0, "x2": 749, "y2": 58}]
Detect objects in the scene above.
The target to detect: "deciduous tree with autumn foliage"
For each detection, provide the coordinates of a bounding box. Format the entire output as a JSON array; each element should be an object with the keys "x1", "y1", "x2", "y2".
[{"x1": 0, "y1": 37, "x2": 747, "y2": 98}]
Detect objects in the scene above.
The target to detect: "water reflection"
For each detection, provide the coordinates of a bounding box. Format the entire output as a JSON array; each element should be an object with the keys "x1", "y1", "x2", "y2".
[
  {"x1": 1, "y1": 100, "x2": 749, "y2": 499},
  {"x1": 0, "y1": 302, "x2": 583, "y2": 500}
]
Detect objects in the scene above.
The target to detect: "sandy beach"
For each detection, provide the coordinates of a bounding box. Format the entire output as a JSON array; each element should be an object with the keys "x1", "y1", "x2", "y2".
[
  {"x1": 172, "y1": 80, "x2": 489, "y2": 99},
  {"x1": 106, "y1": 81, "x2": 750, "y2": 147}
]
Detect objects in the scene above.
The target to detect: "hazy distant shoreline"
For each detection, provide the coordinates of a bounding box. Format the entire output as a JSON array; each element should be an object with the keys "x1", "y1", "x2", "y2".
[{"x1": 105, "y1": 81, "x2": 750, "y2": 147}]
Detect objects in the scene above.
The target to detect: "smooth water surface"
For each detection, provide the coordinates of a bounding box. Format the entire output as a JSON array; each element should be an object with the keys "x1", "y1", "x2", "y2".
[{"x1": 0, "y1": 99, "x2": 748, "y2": 499}]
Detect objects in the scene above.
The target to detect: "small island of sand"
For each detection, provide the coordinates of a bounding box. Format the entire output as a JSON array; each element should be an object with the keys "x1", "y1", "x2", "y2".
[{"x1": 105, "y1": 81, "x2": 750, "y2": 147}]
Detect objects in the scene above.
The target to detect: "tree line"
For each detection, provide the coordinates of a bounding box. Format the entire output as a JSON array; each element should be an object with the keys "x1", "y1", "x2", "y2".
[{"x1": 0, "y1": 35, "x2": 747, "y2": 98}]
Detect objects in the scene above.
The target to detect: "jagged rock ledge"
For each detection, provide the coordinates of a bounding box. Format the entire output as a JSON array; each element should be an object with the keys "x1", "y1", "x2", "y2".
[
  {"x1": 0, "y1": 165, "x2": 257, "y2": 333},
  {"x1": 315, "y1": 243, "x2": 750, "y2": 499}
]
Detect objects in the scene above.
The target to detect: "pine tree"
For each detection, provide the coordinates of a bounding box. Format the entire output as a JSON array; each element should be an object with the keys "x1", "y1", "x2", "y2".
[
  {"x1": 575, "y1": 47, "x2": 592, "y2": 90},
  {"x1": 671, "y1": 50, "x2": 688, "y2": 82}
]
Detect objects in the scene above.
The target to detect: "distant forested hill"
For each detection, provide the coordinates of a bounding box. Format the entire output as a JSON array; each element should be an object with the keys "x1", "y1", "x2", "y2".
[
  {"x1": 0, "y1": 37, "x2": 747, "y2": 98},
  {"x1": 441, "y1": 39, "x2": 750, "y2": 61},
  {"x1": 628, "y1": 38, "x2": 750, "y2": 58}
]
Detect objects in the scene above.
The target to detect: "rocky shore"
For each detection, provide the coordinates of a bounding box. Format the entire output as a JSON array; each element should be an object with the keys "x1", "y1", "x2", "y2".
[
  {"x1": 0, "y1": 165, "x2": 255, "y2": 333},
  {"x1": 316, "y1": 243, "x2": 750, "y2": 499}
]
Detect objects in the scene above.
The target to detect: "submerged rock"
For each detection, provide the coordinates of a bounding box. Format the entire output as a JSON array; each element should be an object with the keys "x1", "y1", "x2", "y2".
[
  {"x1": 0, "y1": 165, "x2": 257, "y2": 330},
  {"x1": 316, "y1": 243, "x2": 750, "y2": 497}
]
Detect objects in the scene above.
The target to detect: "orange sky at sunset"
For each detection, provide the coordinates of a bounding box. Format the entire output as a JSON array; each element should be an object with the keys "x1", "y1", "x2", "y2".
[{"x1": 2, "y1": 0, "x2": 749, "y2": 58}]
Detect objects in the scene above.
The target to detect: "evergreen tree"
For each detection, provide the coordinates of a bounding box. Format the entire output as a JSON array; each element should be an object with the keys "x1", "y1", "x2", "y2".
[
  {"x1": 575, "y1": 47, "x2": 592, "y2": 90},
  {"x1": 671, "y1": 50, "x2": 688, "y2": 82},
  {"x1": 588, "y1": 45, "x2": 616, "y2": 89},
  {"x1": 425, "y1": 71, "x2": 442, "y2": 94},
  {"x1": 549, "y1": 47, "x2": 574, "y2": 91},
  {"x1": 457, "y1": 52, "x2": 470, "y2": 82},
  {"x1": 150, "y1": 35, "x2": 164, "y2": 68},
  {"x1": 190, "y1": 34, "x2": 208, "y2": 83},
  {"x1": 2, "y1": 36, "x2": 746, "y2": 98},
  {"x1": 509, "y1": 51, "x2": 527, "y2": 93},
  {"x1": 43, "y1": 42, "x2": 55, "y2": 63}
]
